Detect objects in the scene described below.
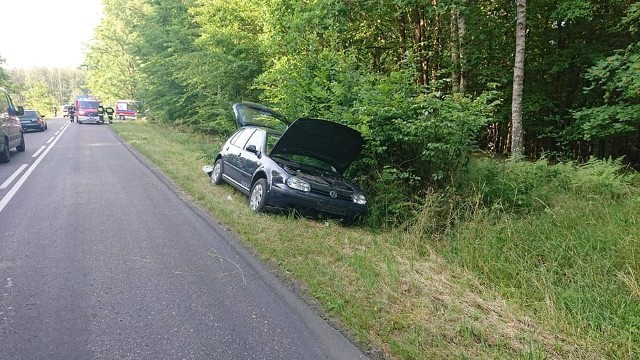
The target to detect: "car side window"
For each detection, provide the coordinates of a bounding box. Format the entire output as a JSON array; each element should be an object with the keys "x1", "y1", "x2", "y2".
[
  {"x1": 266, "y1": 132, "x2": 279, "y2": 154},
  {"x1": 231, "y1": 128, "x2": 255, "y2": 149},
  {"x1": 244, "y1": 129, "x2": 264, "y2": 152}
]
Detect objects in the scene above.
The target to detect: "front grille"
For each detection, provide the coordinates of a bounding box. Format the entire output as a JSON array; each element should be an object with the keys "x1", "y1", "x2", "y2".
[{"x1": 310, "y1": 185, "x2": 352, "y2": 201}]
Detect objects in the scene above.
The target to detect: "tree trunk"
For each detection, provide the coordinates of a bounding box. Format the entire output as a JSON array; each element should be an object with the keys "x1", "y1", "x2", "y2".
[
  {"x1": 457, "y1": 6, "x2": 466, "y2": 94},
  {"x1": 451, "y1": 6, "x2": 459, "y2": 93},
  {"x1": 430, "y1": 0, "x2": 440, "y2": 84},
  {"x1": 510, "y1": 0, "x2": 527, "y2": 159},
  {"x1": 410, "y1": 6, "x2": 428, "y2": 86},
  {"x1": 450, "y1": 4, "x2": 466, "y2": 94}
]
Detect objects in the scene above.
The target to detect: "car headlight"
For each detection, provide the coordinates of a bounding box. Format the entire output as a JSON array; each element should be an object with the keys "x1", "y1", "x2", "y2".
[
  {"x1": 286, "y1": 176, "x2": 311, "y2": 192},
  {"x1": 352, "y1": 193, "x2": 366, "y2": 205}
]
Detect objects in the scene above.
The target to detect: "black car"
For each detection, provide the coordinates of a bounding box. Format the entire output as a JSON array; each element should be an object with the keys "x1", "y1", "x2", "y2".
[
  {"x1": 18, "y1": 110, "x2": 47, "y2": 132},
  {"x1": 204, "y1": 102, "x2": 367, "y2": 221}
]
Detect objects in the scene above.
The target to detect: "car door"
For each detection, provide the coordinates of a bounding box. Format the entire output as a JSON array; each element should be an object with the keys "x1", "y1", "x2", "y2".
[
  {"x1": 0, "y1": 91, "x2": 20, "y2": 146},
  {"x1": 237, "y1": 128, "x2": 265, "y2": 189},
  {"x1": 222, "y1": 128, "x2": 255, "y2": 191}
]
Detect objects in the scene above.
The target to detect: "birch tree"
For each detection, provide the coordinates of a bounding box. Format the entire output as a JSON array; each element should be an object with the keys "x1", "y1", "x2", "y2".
[{"x1": 510, "y1": 0, "x2": 527, "y2": 159}]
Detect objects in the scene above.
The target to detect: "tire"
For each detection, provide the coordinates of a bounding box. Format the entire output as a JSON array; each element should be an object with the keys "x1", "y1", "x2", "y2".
[
  {"x1": 16, "y1": 133, "x2": 25, "y2": 152},
  {"x1": 210, "y1": 159, "x2": 224, "y2": 185},
  {"x1": 119, "y1": 115, "x2": 125, "y2": 120},
  {"x1": 249, "y1": 178, "x2": 268, "y2": 212},
  {"x1": 0, "y1": 138, "x2": 10, "y2": 163}
]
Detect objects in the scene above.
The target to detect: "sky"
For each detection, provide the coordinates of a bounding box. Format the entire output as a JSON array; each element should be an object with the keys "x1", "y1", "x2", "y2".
[{"x1": 1, "y1": 0, "x2": 104, "y2": 69}]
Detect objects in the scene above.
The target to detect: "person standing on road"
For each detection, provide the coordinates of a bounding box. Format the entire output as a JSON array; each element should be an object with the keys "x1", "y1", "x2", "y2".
[{"x1": 68, "y1": 105, "x2": 76, "y2": 122}]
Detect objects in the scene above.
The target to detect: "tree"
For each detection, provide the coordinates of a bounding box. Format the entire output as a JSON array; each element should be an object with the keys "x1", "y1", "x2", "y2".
[
  {"x1": 571, "y1": 2, "x2": 640, "y2": 162},
  {"x1": 85, "y1": 0, "x2": 142, "y2": 107},
  {"x1": 0, "y1": 56, "x2": 11, "y2": 88},
  {"x1": 510, "y1": 0, "x2": 527, "y2": 159},
  {"x1": 23, "y1": 81, "x2": 55, "y2": 116}
]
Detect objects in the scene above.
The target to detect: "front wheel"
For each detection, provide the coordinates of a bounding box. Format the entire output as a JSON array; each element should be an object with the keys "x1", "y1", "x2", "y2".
[
  {"x1": 210, "y1": 159, "x2": 224, "y2": 185},
  {"x1": 249, "y1": 178, "x2": 268, "y2": 212},
  {"x1": 16, "y1": 133, "x2": 25, "y2": 152}
]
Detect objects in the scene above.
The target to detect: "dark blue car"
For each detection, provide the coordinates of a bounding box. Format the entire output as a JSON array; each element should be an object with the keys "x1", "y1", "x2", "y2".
[
  {"x1": 203, "y1": 102, "x2": 367, "y2": 222},
  {"x1": 19, "y1": 110, "x2": 47, "y2": 132}
]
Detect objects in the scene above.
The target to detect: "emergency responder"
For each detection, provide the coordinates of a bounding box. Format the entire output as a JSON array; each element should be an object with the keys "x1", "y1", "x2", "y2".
[
  {"x1": 105, "y1": 106, "x2": 115, "y2": 124},
  {"x1": 97, "y1": 104, "x2": 105, "y2": 123},
  {"x1": 68, "y1": 105, "x2": 76, "y2": 122}
]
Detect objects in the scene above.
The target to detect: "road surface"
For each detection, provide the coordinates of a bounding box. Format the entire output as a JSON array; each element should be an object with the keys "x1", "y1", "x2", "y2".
[{"x1": 0, "y1": 118, "x2": 366, "y2": 359}]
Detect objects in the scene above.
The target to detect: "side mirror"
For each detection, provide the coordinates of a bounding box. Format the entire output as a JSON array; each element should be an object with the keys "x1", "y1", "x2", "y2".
[
  {"x1": 15, "y1": 106, "x2": 24, "y2": 116},
  {"x1": 245, "y1": 144, "x2": 260, "y2": 157}
]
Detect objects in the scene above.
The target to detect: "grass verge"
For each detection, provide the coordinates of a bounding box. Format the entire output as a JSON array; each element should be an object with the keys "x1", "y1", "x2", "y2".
[{"x1": 111, "y1": 122, "x2": 638, "y2": 359}]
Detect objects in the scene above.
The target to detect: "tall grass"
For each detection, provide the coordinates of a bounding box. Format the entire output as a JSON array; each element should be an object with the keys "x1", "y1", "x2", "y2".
[{"x1": 411, "y1": 157, "x2": 640, "y2": 357}]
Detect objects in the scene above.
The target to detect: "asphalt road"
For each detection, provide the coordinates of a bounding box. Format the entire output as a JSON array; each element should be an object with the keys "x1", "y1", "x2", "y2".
[{"x1": 0, "y1": 118, "x2": 366, "y2": 359}]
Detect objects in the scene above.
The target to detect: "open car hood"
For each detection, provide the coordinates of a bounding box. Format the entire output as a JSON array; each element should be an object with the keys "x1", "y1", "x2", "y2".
[{"x1": 271, "y1": 118, "x2": 364, "y2": 174}]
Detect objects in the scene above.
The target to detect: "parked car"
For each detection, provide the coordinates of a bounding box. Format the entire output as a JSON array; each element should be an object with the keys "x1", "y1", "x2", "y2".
[
  {"x1": 19, "y1": 109, "x2": 47, "y2": 132},
  {"x1": 62, "y1": 104, "x2": 71, "y2": 117},
  {"x1": 203, "y1": 102, "x2": 367, "y2": 222},
  {"x1": 0, "y1": 87, "x2": 26, "y2": 163}
]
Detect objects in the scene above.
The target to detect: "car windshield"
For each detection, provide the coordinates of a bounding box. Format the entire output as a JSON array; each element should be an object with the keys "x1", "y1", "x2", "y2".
[
  {"x1": 78, "y1": 101, "x2": 98, "y2": 109},
  {"x1": 19, "y1": 110, "x2": 38, "y2": 119},
  {"x1": 266, "y1": 131, "x2": 282, "y2": 154}
]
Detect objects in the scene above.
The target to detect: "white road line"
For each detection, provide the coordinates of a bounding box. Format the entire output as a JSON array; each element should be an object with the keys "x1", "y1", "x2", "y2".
[
  {"x1": 32, "y1": 145, "x2": 47, "y2": 158},
  {"x1": 46, "y1": 137, "x2": 55, "y2": 144},
  {"x1": 0, "y1": 164, "x2": 28, "y2": 190},
  {"x1": 0, "y1": 124, "x2": 71, "y2": 214}
]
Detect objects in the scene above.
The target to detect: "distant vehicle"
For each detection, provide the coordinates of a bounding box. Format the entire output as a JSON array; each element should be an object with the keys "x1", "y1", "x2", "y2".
[
  {"x1": 19, "y1": 109, "x2": 47, "y2": 132},
  {"x1": 0, "y1": 87, "x2": 26, "y2": 163},
  {"x1": 115, "y1": 100, "x2": 137, "y2": 120},
  {"x1": 74, "y1": 96, "x2": 103, "y2": 124},
  {"x1": 62, "y1": 104, "x2": 72, "y2": 117},
  {"x1": 203, "y1": 102, "x2": 367, "y2": 222}
]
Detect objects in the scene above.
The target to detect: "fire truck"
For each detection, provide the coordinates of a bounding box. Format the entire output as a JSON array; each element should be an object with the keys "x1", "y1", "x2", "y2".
[{"x1": 74, "y1": 96, "x2": 103, "y2": 124}]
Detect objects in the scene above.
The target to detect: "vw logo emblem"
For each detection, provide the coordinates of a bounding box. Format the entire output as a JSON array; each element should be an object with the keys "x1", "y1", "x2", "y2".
[{"x1": 329, "y1": 190, "x2": 338, "y2": 199}]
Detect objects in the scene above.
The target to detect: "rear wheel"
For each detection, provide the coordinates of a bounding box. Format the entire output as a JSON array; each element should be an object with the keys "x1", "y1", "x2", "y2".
[
  {"x1": 0, "y1": 138, "x2": 10, "y2": 163},
  {"x1": 249, "y1": 178, "x2": 268, "y2": 212}
]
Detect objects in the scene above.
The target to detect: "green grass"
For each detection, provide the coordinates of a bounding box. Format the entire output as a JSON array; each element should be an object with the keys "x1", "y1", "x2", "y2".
[{"x1": 111, "y1": 122, "x2": 639, "y2": 359}]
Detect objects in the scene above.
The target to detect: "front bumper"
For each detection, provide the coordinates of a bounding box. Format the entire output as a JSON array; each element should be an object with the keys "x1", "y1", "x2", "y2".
[
  {"x1": 78, "y1": 115, "x2": 103, "y2": 123},
  {"x1": 267, "y1": 182, "x2": 367, "y2": 220}
]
